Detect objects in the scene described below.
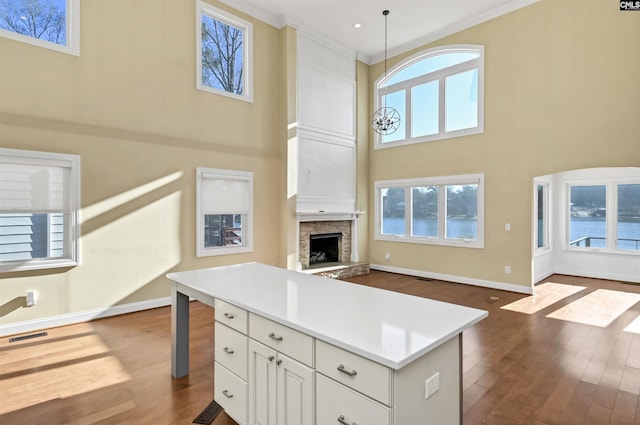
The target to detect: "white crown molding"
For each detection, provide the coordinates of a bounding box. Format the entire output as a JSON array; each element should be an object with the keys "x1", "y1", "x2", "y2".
[
  {"x1": 218, "y1": 0, "x2": 286, "y2": 28},
  {"x1": 369, "y1": 0, "x2": 540, "y2": 65}
]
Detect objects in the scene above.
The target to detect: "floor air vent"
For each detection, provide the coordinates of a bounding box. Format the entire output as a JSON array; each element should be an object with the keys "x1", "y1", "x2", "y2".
[
  {"x1": 9, "y1": 331, "x2": 48, "y2": 343},
  {"x1": 193, "y1": 399, "x2": 223, "y2": 424}
]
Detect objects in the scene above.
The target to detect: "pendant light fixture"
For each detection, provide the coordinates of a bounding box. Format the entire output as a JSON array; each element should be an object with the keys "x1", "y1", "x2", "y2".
[{"x1": 372, "y1": 10, "x2": 400, "y2": 136}]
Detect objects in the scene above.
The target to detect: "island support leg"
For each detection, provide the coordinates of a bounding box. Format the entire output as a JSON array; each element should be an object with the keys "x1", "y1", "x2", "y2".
[
  {"x1": 459, "y1": 333, "x2": 463, "y2": 425},
  {"x1": 171, "y1": 287, "x2": 190, "y2": 378}
]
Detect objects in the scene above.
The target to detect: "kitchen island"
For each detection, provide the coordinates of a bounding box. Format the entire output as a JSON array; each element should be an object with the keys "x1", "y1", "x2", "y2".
[{"x1": 167, "y1": 262, "x2": 487, "y2": 425}]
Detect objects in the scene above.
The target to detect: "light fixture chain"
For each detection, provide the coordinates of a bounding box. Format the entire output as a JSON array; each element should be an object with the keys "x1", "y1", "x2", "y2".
[{"x1": 371, "y1": 9, "x2": 400, "y2": 136}]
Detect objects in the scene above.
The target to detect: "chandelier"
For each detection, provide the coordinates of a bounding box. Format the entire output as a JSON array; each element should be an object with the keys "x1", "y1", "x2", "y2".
[{"x1": 372, "y1": 10, "x2": 400, "y2": 136}]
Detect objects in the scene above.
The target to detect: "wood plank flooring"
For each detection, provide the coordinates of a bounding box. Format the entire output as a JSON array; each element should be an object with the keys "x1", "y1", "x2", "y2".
[{"x1": 2, "y1": 272, "x2": 640, "y2": 424}]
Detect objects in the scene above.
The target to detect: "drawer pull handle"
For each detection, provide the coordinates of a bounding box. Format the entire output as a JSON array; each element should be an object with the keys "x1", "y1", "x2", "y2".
[
  {"x1": 268, "y1": 332, "x2": 284, "y2": 342},
  {"x1": 337, "y1": 415, "x2": 357, "y2": 425},
  {"x1": 223, "y1": 347, "x2": 234, "y2": 354},
  {"x1": 223, "y1": 313, "x2": 235, "y2": 319},
  {"x1": 222, "y1": 390, "x2": 234, "y2": 399},
  {"x1": 337, "y1": 364, "x2": 358, "y2": 377}
]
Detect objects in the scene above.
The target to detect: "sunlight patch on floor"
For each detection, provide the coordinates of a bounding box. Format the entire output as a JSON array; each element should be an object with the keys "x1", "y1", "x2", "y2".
[
  {"x1": 500, "y1": 282, "x2": 586, "y2": 314},
  {"x1": 546, "y1": 289, "x2": 640, "y2": 327},
  {"x1": 0, "y1": 331, "x2": 132, "y2": 415},
  {"x1": 623, "y1": 315, "x2": 640, "y2": 334}
]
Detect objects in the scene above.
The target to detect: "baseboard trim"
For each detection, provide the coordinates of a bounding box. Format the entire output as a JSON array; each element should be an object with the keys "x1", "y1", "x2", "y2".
[
  {"x1": 0, "y1": 297, "x2": 172, "y2": 338},
  {"x1": 370, "y1": 264, "x2": 533, "y2": 295}
]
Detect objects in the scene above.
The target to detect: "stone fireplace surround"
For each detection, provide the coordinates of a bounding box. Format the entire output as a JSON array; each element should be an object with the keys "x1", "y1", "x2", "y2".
[
  {"x1": 299, "y1": 220, "x2": 352, "y2": 269},
  {"x1": 297, "y1": 214, "x2": 369, "y2": 279}
]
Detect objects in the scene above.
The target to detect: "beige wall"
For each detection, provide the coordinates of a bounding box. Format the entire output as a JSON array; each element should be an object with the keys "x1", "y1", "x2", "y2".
[
  {"x1": 0, "y1": 0, "x2": 284, "y2": 325},
  {"x1": 368, "y1": 0, "x2": 640, "y2": 289}
]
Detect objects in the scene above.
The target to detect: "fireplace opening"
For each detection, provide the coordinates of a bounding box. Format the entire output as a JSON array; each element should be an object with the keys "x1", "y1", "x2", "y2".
[{"x1": 309, "y1": 232, "x2": 341, "y2": 267}]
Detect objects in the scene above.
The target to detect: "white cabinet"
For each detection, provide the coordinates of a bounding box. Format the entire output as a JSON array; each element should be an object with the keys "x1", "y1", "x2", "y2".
[
  {"x1": 215, "y1": 362, "x2": 248, "y2": 425},
  {"x1": 171, "y1": 263, "x2": 486, "y2": 425},
  {"x1": 248, "y1": 335, "x2": 314, "y2": 425},
  {"x1": 315, "y1": 337, "x2": 462, "y2": 425},
  {"x1": 214, "y1": 300, "x2": 249, "y2": 425}
]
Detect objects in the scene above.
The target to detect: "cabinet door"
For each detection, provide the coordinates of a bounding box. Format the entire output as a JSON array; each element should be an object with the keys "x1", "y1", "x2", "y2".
[
  {"x1": 249, "y1": 340, "x2": 277, "y2": 425},
  {"x1": 276, "y1": 354, "x2": 314, "y2": 425}
]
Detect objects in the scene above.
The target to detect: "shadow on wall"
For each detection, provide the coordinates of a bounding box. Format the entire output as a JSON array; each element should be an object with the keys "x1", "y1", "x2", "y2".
[{"x1": 0, "y1": 297, "x2": 27, "y2": 317}]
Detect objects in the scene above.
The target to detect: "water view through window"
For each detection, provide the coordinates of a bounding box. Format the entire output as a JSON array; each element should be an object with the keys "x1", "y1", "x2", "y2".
[
  {"x1": 569, "y1": 184, "x2": 640, "y2": 251},
  {"x1": 381, "y1": 184, "x2": 478, "y2": 240}
]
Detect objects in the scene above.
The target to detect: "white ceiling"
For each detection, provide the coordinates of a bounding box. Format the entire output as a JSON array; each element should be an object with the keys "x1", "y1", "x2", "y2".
[{"x1": 219, "y1": 0, "x2": 538, "y2": 64}]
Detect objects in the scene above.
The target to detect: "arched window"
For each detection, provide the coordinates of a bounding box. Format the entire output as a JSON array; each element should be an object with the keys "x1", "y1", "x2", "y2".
[{"x1": 374, "y1": 45, "x2": 484, "y2": 149}]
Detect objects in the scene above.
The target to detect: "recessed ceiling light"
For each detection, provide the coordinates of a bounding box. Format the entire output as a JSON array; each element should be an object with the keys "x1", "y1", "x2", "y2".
[{"x1": 353, "y1": 23, "x2": 362, "y2": 29}]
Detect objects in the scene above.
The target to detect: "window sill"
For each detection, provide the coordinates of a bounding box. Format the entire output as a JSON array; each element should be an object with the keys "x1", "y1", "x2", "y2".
[
  {"x1": 375, "y1": 235, "x2": 484, "y2": 249},
  {"x1": 0, "y1": 259, "x2": 79, "y2": 274}
]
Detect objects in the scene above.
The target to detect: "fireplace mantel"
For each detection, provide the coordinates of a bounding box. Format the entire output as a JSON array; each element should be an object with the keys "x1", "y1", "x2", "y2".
[{"x1": 296, "y1": 210, "x2": 365, "y2": 222}]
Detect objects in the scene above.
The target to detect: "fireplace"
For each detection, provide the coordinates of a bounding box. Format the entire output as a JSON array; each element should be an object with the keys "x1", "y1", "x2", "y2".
[
  {"x1": 297, "y1": 215, "x2": 369, "y2": 278},
  {"x1": 298, "y1": 220, "x2": 352, "y2": 269},
  {"x1": 309, "y1": 232, "x2": 342, "y2": 266}
]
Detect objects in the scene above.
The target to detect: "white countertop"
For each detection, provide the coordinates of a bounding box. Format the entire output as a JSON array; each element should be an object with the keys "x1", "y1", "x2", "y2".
[{"x1": 167, "y1": 262, "x2": 488, "y2": 369}]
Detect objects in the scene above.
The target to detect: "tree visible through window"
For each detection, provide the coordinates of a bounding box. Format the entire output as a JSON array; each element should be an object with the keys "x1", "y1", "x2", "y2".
[
  {"x1": 376, "y1": 174, "x2": 484, "y2": 248},
  {"x1": 197, "y1": 2, "x2": 252, "y2": 101},
  {"x1": 201, "y1": 14, "x2": 243, "y2": 94},
  {"x1": 0, "y1": 0, "x2": 77, "y2": 54},
  {"x1": 0, "y1": 0, "x2": 65, "y2": 44}
]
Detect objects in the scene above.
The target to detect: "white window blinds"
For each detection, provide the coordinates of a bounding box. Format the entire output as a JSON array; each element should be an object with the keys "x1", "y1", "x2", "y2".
[
  {"x1": 0, "y1": 163, "x2": 69, "y2": 212},
  {"x1": 200, "y1": 173, "x2": 249, "y2": 214}
]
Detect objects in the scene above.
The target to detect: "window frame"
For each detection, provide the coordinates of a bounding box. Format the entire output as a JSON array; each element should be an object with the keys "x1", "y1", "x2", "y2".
[
  {"x1": 0, "y1": 148, "x2": 80, "y2": 272},
  {"x1": 565, "y1": 178, "x2": 640, "y2": 255},
  {"x1": 0, "y1": 0, "x2": 80, "y2": 55},
  {"x1": 196, "y1": 167, "x2": 253, "y2": 257},
  {"x1": 195, "y1": 0, "x2": 253, "y2": 102},
  {"x1": 373, "y1": 45, "x2": 484, "y2": 150},
  {"x1": 374, "y1": 173, "x2": 484, "y2": 248},
  {"x1": 534, "y1": 180, "x2": 551, "y2": 252}
]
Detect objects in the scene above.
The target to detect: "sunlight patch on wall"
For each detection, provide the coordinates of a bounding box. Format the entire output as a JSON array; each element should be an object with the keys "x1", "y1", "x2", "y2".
[
  {"x1": 71, "y1": 191, "x2": 182, "y2": 308},
  {"x1": 288, "y1": 136, "x2": 298, "y2": 199},
  {"x1": 501, "y1": 282, "x2": 586, "y2": 314},
  {"x1": 82, "y1": 171, "x2": 183, "y2": 221},
  {"x1": 546, "y1": 289, "x2": 640, "y2": 328}
]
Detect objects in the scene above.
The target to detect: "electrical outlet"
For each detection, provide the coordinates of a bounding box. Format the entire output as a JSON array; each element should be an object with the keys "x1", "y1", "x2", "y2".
[
  {"x1": 26, "y1": 291, "x2": 36, "y2": 307},
  {"x1": 504, "y1": 266, "x2": 511, "y2": 274},
  {"x1": 425, "y1": 372, "x2": 440, "y2": 399},
  {"x1": 384, "y1": 252, "x2": 391, "y2": 261}
]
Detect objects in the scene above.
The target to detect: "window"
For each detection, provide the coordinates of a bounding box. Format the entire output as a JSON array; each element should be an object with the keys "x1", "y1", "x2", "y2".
[
  {"x1": 0, "y1": 0, "x2": 79, "y2": 55},
  {"x1": 618, "y1": 184, "x2": 639, "y2": 251},
  {"x1": 196, "y1": 167, "x2": 253, "y2": 257},
  {"x1": 374, "y1": 45, "x2": 484, "y2": 149},
  {"x1": 567, "y1": 181, "x2": 640, "y2": 253},
  {"x1": 569, "y1": 185, "x2": 606, "y2": 249},
  {"x1": 375, "y1": 174, "x2": 484, "y2": 248},
  {"x1": 196, "y1": 1, "x2": 253, "y2": 102},
  {"x1": 535, "y1": 182, "x2": 550, "y2": 250},
  {"x1": 0, "y1": 148, "x2": 80, "y2": 272}
]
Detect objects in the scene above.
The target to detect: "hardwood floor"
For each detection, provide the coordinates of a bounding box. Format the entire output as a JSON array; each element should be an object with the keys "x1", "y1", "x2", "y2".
[{"x1": 2, "y1": 272, "x2": 640, "y2": 424}]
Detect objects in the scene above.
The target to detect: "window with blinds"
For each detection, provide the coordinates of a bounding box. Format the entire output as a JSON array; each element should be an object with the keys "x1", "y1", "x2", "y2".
[
  {"x1": 0, "y1": 148, "x2": 80, "y2": 272},
  {"x1": 196, "y1": 167, "x2": 253, "y2": 257}
]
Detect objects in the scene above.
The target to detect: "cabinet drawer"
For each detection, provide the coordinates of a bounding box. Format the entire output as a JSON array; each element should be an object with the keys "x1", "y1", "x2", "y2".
[
  {"x1": 215, "y1": 362, "x2": 247, "y2": 425},
  {"x1": 316, "y1": 339, "x2": 391, "y2": 405},
  {"x1": 316, "y1": 374, "x2": 391, "y2": 425},
  {"x1": 215, "y1": 322, "x2": 248, "y2": 380},
  {"x1": 249, "y1": 313, "x2": 314, "y2": 367},
  {"x1": 215, "y1": 299, "x2": 248, "y2": 334}
]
